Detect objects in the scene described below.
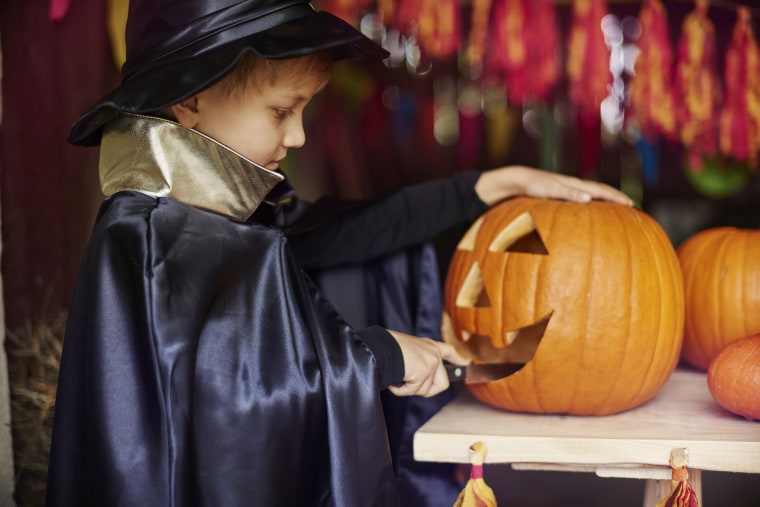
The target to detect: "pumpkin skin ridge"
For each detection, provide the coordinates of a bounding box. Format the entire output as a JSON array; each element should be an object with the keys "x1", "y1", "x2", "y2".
[
  {"x1": 695, "y1": 230, "x2": 721, "y2": 367},
  {"x1": 677, "y1": 230, "x2": 706, "y2": 368},
  {"x1": 530, "y1": 199, "x2": 576, "y2": 414},
  {"x1": 586, "y1": 203, "x2": 637, "y2": 415},
  {"x1": 611, "y1": 208, "x2": 682, "y2": 411},
  {"x1": 531, "y1": 199, "x2": 561, "y2": 414},
  {"x1": 568, "y1": 202, "x2": 597, "y2": 414}
]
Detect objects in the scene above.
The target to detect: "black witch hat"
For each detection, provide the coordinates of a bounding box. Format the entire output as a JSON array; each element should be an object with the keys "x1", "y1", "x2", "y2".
[{"x1": 69, "y1": 0, "x2": 387, "y2": 146}]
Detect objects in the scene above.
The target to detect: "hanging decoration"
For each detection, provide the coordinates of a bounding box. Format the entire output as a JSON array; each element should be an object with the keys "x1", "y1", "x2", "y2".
[
  {"x1": 719, "y1": 6, "x2": 760, "y2": 168},
  {"x1": 567, "y1": 0, "x2": 612, "y2": 114},
  {"x1": 49, "y1": 0, "x2": 71, "y2": 21},
  {"x1": 567, "y1": 0, "x2": 611, "y2": 178},
  {"x1": 655, "y1": 448, "x2": 699, "y2": 507},
  {"x1": 452, "y1": 441, "x2": 497, "y2": 507},
  {"x1": 675, "y1": 0, "x2": 720, "y2": 172},
  {"x1": 319, "y1": 0, "x2": 373, "y2": 26},
  {"x1": 464, "y1": 0, "x2": 492, "y2": 74},
  {"x1": 107, "y1": 0, "x2": 130, "y2": 69},
  {"x1": 529, "y1": 0, "x2": 561, "y2": 104},
  {"x1": 417, "y1": 0, "x2": 460, "y2": 61},
  {"x1": 485, "y1": 0, "x2": 559, "y2": 105},
  {"x1": 628, "y1": 0, "x2": 677, "y2": 142}
]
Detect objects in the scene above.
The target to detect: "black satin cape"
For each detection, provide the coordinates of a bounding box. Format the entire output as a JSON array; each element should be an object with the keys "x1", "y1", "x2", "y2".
[{"x1": 46, "y1": 191, "x2": 398, "y2": 506}]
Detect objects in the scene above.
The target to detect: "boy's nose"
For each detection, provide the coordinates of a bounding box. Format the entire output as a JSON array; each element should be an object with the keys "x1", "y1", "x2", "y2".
[{"x1": 283, "y1": 119, "x2": 306, "y2": 149}]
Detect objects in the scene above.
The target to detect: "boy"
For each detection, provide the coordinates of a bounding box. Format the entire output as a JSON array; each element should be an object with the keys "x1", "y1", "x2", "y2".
[{"x1": 47, "y1": 0, "x2": 632, "y2": 505}]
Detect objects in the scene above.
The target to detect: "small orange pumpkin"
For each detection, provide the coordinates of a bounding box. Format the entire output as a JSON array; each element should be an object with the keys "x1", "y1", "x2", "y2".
[
  {"x1": 707, "y1": 333, "x2": 760, "y2": 421},
  {"x1": 442, "y1": 197, "x2": 684, "y2": 416},
  {"x1": 677, "y1": 227, "x2": 760, "y2": 370}
]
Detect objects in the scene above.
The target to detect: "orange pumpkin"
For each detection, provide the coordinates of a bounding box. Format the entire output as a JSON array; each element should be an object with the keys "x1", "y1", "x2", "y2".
[
  {"x1": 442, "y1": 197, "x2": 684, "y2": 415},
  {"x1": 677, "y1": 227, "x2": 760, "y2": 370},
  {"x1": 707, "y1": 333, "x2": 760, "y2": 421}
]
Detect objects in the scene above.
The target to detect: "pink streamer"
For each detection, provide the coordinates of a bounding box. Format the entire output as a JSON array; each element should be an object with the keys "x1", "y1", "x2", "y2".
[{"x1": 49, "y1": 0, "x2": 71, "y2": 21}]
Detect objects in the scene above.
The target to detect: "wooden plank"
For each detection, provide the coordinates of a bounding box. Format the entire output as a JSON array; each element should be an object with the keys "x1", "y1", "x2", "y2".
[{"x1": 414, "y1": 369, "x2": 760, "y2": 474}]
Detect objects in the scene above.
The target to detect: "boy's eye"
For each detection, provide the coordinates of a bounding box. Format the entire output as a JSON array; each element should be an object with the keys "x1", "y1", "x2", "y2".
[{"x1": 274, "y1": 108, "x2": 293, "y2": 119}]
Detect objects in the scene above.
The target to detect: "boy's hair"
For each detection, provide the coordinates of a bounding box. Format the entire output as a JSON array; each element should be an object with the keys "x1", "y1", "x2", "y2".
[{"x1": 218, "y1": 51, "x2": 333, "y2": 97}]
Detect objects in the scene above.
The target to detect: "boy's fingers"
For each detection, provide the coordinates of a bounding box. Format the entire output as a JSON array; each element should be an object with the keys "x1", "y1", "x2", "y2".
[{"x1": 436, "y1": 342, "x2": 471, "y2": 366}]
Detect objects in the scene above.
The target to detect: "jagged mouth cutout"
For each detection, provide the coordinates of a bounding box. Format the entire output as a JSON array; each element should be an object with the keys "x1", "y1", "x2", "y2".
[{"x1": 443, "y1": 211, "x2": 553, "y2": 363}]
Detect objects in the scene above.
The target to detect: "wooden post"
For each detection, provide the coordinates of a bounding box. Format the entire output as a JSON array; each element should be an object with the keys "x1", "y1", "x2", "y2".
[{"x1": 0, "y1": 30, "x2": 18, "y2": 507}]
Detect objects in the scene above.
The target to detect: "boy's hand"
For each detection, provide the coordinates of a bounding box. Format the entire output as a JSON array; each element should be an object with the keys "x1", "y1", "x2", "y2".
[
  {"x1": 386, "y1": 329, "x2": 470, "y2": 398},
  {"x1": 474, "y1": 166, "x2": 634, "y2": 207}
]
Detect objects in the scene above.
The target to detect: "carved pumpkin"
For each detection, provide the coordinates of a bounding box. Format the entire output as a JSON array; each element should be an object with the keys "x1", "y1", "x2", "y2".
[
  {"x1": 707, "y1": 333, "x2": 760, "y2": 421},
  {"x1": 442, "y1": 197, "x2": 684, "y2": 415},
  {"x1": 677, "y1": 227, "x2": 760, "y2": 370}
]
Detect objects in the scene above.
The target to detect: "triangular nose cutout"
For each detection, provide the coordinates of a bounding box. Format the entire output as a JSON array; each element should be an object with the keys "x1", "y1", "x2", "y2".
[
  {"x1": 489, "y1": 212, "x2": 548, "y2": 255},
  {"x1": 455, "y1": 262, "x2": 491, "y2": 308}
]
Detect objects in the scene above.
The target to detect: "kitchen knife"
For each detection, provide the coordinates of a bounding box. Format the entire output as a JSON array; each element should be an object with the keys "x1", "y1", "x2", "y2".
[{"x1": 446, "y1": 362, "x2": 525, "y2": 384}]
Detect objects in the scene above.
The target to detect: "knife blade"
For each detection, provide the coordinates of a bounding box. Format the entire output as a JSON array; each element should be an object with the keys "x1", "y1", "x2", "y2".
[{"x1": 446, "y1": 362, "x2": 525, "y2": 384}]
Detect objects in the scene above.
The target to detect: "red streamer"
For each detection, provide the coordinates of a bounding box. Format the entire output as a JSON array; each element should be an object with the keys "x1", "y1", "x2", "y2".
[
  {"x1": 719, "y1": 6, "x2": 760, "y2": 167},
  {"x1": 566, "y1": 0, "x2": 612, "y2": 114},
  {"x1": 485, "y1": 0, "x2": 559, "y2": 105}
]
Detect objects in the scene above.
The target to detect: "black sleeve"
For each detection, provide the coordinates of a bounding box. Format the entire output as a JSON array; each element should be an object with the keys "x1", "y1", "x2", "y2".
[
  {"x1": 357, "y1": 326, "x2": 405, "y2": 388},
  {"x1": 287, "y1": 170, "x2": 488, "y2": 269}
]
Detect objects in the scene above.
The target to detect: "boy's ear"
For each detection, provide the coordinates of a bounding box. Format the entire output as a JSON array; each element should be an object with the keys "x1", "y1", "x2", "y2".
[{"x1": 170, "y1": 97, "x2": 200, "y2": 128}]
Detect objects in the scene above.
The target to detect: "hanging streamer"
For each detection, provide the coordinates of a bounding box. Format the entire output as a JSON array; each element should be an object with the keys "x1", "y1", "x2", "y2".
[
  {"x1": 464, "y1": 0, "x2": 493, "y2": 72},
  {"x1": 485, "y1": 0, "x2": 559, "y2": 105},
  {"x1": 567, "y1": 0, "x2": 612, "y2": 114},
  {"x1": 452, "y1": 441, "x2": 497, "y2": 507},
  {"x1": 719, "y1": 6, "x2": 760, "y2": 168},
  {"x1": 319, "y1": 0, "x2": 372, "y2": 26},
  {"x1": 487, "y1": 0, "x2": 527, "y2": 102},
  {"x1": 567, "y1": 0, "x2": 611, "y2": 177},
  {"x1": 49, "y1": 0, "x2": 71, "y2": 21},
  {"x1": 655, "y1": 448, "x2": 699, "y2": 507},
  {"x1": 107, "y1": 0, "x2": 130, "y2": 69},
  {"x1": 676, "y1": 0, "x2": 720, "y2": 172},
  {"x1": 629, "y1": 0, "x2": 677, "y2": 141},
  {"x1": 417, "y1": 0, "x2": 460, "y2": 61}
]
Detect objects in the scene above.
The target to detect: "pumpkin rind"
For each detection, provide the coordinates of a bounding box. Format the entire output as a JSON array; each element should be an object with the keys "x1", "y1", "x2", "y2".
[
  {"x1": 443, "y1": 197, "x2": 684, "y2": 416},
  {"x1": 707, "y1": 334, "x2": 760, "y2": 421},
  {"x1": 677, "y1": 227, "x2": 760, "y2": 370}
]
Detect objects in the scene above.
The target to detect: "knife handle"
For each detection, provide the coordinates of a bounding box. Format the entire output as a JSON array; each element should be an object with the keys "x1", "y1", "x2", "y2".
[{"x1": 446, "y1": 364, "x2": 466, "y2": 382}]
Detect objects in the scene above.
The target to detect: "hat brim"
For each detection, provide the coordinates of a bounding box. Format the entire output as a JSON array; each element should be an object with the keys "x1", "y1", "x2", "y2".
[{"x1": 68, "y1": 10, "x2": 388, "y2": 146}]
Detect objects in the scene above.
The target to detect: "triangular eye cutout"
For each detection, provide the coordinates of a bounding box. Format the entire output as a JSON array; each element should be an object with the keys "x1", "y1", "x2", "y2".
[
  {"x1": 456, "y1": 216, "x2": 483, "y2": 251},
  {"x1": 455, "y1": 262, "x2": 491, "y2": 308},
  {"x1": 489, "y1": 212, "x2": 548, "y2": 255}
]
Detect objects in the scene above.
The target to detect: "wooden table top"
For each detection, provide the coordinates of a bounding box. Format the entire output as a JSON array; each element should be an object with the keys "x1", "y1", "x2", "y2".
[{"x1": 414, "y1": 368, "x2": 760, "y2": 475}]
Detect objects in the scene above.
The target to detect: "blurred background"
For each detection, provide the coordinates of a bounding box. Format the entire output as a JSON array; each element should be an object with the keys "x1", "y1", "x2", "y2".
[{"x1": 1, "y1": 0, "x2": 760, "y2": 505}]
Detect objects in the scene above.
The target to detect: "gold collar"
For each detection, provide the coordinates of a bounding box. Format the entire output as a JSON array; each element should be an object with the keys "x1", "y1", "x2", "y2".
[{"x1": 99, "y1": 113, "x2": 285, "y2": 222}]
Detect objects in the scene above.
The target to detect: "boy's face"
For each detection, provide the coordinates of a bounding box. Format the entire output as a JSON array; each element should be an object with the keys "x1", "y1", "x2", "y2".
[{"x1": 172, "y1": 70, "x2": 328, "y2": 171}]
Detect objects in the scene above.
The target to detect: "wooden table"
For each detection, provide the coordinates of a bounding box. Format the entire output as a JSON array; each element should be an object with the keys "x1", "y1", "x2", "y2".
[{"x1": 413, "y1": 368, "x2": 760, "y2": 505}]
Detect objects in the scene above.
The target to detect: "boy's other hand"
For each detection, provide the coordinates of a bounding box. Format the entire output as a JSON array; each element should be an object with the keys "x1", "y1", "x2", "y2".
[
  {"x1": 386, "y1": 329, "x2": 470, "y2": 398},
  {"x1": 475, "y1": 166, "x2": 634, "y2": 207}
]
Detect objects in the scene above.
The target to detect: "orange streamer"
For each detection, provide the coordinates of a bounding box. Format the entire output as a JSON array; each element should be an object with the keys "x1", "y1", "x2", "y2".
[
  {"x1": 629, "y1": 0, "x2": 677, "y2": 140},
  {"x1": 417, "y1": 0, "x2": 460, "y2": 60},
  {"x1": 675, "y1": 0, "x2": 720, "y2": 168}
]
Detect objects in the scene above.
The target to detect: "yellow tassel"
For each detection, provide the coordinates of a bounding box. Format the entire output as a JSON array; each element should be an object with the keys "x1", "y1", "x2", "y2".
[
  {"x1": 453, "y1": 441, "x2": 498, "y2": 507},
  {"x1": 655, "y1": 448, "x2": 699, "y2": 507}
]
